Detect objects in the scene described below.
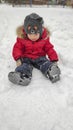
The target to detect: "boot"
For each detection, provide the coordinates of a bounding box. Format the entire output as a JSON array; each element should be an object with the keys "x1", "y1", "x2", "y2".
[
  {"x1": 46, "y1": 64, "x2": 61, "y2": 83},
  {"x1": 8, "y1": 71, "x2": 32, "y2": 86}
]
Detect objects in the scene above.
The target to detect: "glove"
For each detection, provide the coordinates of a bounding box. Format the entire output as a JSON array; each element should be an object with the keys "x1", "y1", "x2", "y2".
[
  {"x1": 52, "y1": 61, "x2": 58, "y2": 66},
  {"x1": 16, "y1": 59, "x2": 22, "y2": 66}
]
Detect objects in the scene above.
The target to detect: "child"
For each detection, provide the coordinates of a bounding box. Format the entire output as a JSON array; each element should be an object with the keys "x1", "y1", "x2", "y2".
[{"x1": 8, "y1": 13, "x2": 60, "y2": 86}]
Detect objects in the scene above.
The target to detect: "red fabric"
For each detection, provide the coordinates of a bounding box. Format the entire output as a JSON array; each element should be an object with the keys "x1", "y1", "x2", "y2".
[{"x1": 12, "y1": 28, "x2": 58, "y2": 61}]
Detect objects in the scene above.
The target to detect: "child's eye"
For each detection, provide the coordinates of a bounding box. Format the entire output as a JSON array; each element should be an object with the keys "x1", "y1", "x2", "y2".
[
  {"x1": 34, "y1": 26, "x2": 38, "y2": 30},
  {"x1": 28, "y1": 26, "x2": 31, "y2": 30}
]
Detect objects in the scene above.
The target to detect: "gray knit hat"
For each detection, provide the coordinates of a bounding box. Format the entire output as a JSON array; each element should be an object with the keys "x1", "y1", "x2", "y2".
[{"x1": 24, "y1": 13, "x2": 44, "y2": 36}]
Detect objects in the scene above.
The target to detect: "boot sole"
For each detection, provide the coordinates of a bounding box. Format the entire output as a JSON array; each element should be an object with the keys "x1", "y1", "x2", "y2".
[
  {"x1": 48, "y1": 65, "x2": 61, "y2": 83},
  {"x1": 8, "y1": 72, "x2": 31, "y2": 86}
]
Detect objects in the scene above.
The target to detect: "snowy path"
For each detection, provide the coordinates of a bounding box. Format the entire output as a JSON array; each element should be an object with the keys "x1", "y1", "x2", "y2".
[{"x1": 0, "y1": 4, "x2": 73, "y2": 130}]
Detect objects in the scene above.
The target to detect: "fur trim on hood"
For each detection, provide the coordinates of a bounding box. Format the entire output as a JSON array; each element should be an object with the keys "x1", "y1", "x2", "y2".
[
  {"x1": 16, "y1": 25, "x2": 51, "y2": 39},
  {"x1": 16, "y1": 25, "x2": 26, "y2": 39}
]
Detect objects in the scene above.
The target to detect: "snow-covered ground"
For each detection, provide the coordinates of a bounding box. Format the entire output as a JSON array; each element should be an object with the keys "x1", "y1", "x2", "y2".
[{"x1": 0, "y1": 4, "x2": 73, "y2": 130}]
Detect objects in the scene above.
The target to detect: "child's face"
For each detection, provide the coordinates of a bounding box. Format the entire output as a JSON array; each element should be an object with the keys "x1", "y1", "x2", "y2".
[{"x1": 27, "y1": 33, "x2": 40, "y2": 41}]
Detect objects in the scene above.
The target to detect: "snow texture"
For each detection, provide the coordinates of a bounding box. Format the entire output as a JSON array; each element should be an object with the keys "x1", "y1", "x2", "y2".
[{"x1": 0, "y1": 4, "x2": 73, "y2": 130}]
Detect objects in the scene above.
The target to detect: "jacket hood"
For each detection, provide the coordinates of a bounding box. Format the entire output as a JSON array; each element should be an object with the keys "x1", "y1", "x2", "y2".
[{"x1": 16, "y1": 25, "x2": 50, "y2": 40}]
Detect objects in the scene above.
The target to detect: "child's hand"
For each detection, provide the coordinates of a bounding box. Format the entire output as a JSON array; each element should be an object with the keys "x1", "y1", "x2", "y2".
[
  {"x1": 52, "y1": 61, "x2": 58, "y2": 66},
  {"x1": 16, "y1": 59, "x2": 22, "y2": 66}
]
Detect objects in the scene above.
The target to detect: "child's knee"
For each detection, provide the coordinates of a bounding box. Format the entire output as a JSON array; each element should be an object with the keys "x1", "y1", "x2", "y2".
[
  {"x1": 40, "y1": 60, "x2": 52, "y2": 73},
  {"x1": 15, "y1": 63, "x2": 33, "y2": 75}
]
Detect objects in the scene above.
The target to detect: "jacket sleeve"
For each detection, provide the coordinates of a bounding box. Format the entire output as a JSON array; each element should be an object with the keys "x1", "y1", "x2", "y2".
[
  {"x1": 12, "y1": 38, "x2": 25, "y2": 61},
  {"x1": 44, "y1": 38, "x2": 58, "y2": 61}
]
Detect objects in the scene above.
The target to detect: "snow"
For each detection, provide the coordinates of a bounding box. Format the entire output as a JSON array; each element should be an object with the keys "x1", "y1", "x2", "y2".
[{"x1": 0, "y1": 4, "x2": 73, "y2": 130}]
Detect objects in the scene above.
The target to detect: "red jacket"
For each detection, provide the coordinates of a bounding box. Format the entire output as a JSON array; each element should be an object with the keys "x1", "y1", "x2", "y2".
[{"x1": 12, "y1": 28, "x2": 58, "y2": 61}]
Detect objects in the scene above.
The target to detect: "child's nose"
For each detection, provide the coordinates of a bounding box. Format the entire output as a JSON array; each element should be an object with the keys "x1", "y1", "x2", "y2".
[{"x1": 31, "y1": 29, "x2": 35, "y2": 34}]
